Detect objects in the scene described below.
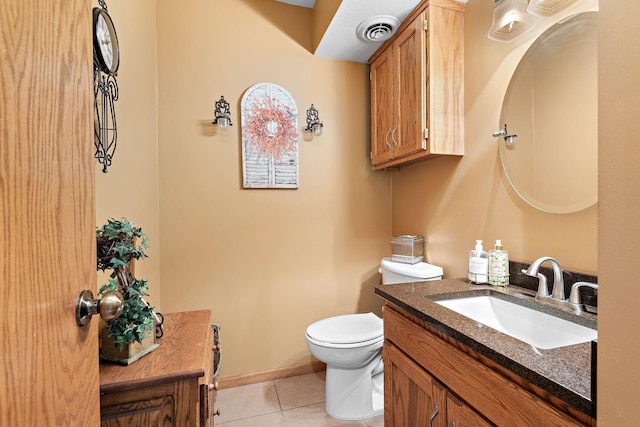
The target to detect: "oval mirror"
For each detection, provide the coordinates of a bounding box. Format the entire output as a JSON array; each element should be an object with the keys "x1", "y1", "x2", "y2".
[{"x1": 499, "y1": 12, "x2": 598, "y2": 214}]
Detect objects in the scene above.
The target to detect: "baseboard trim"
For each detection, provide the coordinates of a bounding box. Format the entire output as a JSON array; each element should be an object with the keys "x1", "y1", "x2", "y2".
[{"x1": 218, "y1": 360, "x2": 326, "y2": 389}]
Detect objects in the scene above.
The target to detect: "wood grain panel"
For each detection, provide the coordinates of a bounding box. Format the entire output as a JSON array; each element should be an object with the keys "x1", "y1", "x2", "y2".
[
  {"x1": 395, "y1": 11, "x2": 427, "y2": 159},
  {"x1": 385, "y1": 342, "x2": 446, "y2": 427},
  {"x1": 0, "y1": 0, "x2": 97, "y2": 425},
  {"x1": 369, "y1": 0, "x2": 464, "y2": 170},
  {"x1": 101, "y1": 395, "x2": 175, "y2": 426},
  {"x1": 370, "y1": 48, "x2": 395, "y2": 166},
  {"x1": 428, "y1": 2, "x2": 464, "y2": 155},
  {"x1": 447, "y1": 394, "x2": 493, "y2": 427}
]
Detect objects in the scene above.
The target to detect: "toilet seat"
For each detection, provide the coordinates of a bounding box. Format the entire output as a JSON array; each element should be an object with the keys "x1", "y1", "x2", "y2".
[{"x1": 306, "y1": 313, "x2": 383, "y2": 348}]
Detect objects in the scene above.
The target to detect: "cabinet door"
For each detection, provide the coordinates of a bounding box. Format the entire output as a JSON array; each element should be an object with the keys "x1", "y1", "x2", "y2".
[
  {"x1": 385, "y1": 342, "x2": 447, "y2": 427},
  {"x1": 370, "y1": 47, "x2": 395, "y2": 166},
  {"x1": 447, "y1": 394, "x2": 493, "y2": 427},
  {"x1": 101, "y1": 396, "x2": 175, "y2": 427},
  {"x1": 394, "y1": 12, "x2": 427, "y2": 159},
  {"x1": 100, "y1": 382, "x2": 177, "y2": 426}
]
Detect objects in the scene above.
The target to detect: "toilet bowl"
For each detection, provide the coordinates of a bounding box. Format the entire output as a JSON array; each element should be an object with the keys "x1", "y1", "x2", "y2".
[
  {"x1": 306, "y1": 313, "x2": 384, "y2": 420},
  {"x1": 305, "y1": 257, "x2": 444, "y2": 420}
]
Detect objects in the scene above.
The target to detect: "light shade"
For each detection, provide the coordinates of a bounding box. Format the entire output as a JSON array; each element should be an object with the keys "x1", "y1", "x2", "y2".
[
  {"x1": 488, "y1": 0, "x2": 536, "y2": 42},
  {"x1": 527, "y1": 0, "x2": 579, "y2": 17}
]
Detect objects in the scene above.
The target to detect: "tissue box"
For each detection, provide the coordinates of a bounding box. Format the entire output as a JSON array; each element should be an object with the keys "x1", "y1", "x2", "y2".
[{"x1": 391, "y1": 235, "x2": 424, "y2": 264}]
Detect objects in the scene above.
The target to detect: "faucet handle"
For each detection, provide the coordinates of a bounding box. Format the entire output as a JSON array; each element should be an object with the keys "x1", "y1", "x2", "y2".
[
  {"x1": 569, "y1": 281, "x2": 598, "y2": 305},
  {"x1": 522, "y1": 269, "x2": 550, "y2": 297}
]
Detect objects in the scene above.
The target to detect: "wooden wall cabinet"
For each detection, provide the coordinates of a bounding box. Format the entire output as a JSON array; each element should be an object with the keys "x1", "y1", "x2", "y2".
[
  {"x1": 370, "y1": 0, "x2": 464, "y2": 170},
  {"x1": 99, "y1": 310, "x2": 218, "y2": 427},
  {"x1": 384, "y1": 303, "x2": 595, "y2": 426}
]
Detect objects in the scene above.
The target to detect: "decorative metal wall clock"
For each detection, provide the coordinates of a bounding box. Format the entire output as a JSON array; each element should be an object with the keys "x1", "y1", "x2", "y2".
[
  {"x1": 93, "y1": 0, "x2": 120, "y2": 173},
  {"x1": 241, "y1": 83, "x2": 299, "y2": 189}
]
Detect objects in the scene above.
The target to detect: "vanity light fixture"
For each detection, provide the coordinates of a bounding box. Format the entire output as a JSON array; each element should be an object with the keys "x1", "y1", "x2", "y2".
[
  {"x1": 488, "y1": 0, "x2": 536, "y2": 42},
  {"x1": 493, "y1": 123, "x2": 518, "y2": 145},
  {"x1": 527, "y1": 0, "x2": 579, "y2": 17},
  {"x1": 304, "y1": 104, "x2": 323, "y2": 137},
  {"x1": 213, "y1": 96, "x2": 232, "y2": 130}
]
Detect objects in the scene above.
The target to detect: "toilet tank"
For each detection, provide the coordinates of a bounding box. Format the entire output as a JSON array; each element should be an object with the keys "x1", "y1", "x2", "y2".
[{"x1": 380, "y1": 257, "x2": 443, "y2": 284}]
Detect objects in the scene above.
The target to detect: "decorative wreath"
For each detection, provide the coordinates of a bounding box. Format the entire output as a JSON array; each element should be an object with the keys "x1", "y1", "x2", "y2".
[{"x1": 243, "y1": 96, "x2": 297, "y2": 162}]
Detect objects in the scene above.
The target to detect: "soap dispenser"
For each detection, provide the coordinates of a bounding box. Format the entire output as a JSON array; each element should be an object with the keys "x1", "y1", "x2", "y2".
[
  {"x1": 488, "y1": 239, "x2": 509, "y2": 287},
  {"x1": 468, "y1": 240, "x2": 489, "y2": 284}
]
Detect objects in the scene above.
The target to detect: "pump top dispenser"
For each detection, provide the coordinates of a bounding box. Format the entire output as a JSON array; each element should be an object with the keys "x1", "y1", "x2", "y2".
[
  {"x1": 468, "y1": 240, "x2": 489, "y2": 284},
  {"x1": 488, "y1": 240, "x2": 509, "y2": 286}
]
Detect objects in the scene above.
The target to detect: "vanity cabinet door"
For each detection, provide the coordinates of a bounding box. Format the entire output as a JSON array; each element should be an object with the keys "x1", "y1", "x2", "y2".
[
  {"x1": 447, "y1": 394, "x2": 492, "y2": 427},
  {"x1": 384, "y1": 341, "x2": 447, "y2": 427}
]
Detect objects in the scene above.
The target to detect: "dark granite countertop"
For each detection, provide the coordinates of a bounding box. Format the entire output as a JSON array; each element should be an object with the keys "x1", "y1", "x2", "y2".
[{"x1": 375, "y1": 278, "x2": 597, "y2": 417}]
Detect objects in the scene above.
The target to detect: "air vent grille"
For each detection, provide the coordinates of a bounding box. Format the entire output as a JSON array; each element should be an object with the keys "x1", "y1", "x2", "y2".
[{"x1": 356, "y1": 15, "x2": 400, "y2": 43}]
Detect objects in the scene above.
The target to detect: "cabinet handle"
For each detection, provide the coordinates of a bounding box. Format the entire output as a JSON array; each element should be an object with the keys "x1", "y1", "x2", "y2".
[
  {"x1": 429, "y1": 404, "x2": 439, "y2": 426},
  {"x1": 451, "y1": 422, "x2": 456, "y2": 427},
  {"x1": 391, "y1": 126, "x2": 399, "y2": 146},
  {"x1": 385, "y1": 129, "x2": 392, "y2": 148}
]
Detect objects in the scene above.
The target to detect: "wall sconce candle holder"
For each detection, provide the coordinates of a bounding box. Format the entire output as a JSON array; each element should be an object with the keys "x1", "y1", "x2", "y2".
[
  {"x1": 213, "y1": 96, "x2": 232, "y2": 130},
  {"x1": 304, "y1": 104, "x2": 323, "y2": 137}
]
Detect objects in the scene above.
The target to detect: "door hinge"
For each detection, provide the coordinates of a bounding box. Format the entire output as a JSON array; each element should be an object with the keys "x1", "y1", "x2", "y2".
[
  {"x1": 369, "y1": 72, "x2": 372, "y2": 81},
  {"x1": 424, "y1": 128, "x2": 429, "y2": 139},
  {"x1": 424, "y1": 19, "x2": 428, "y2": 31}
]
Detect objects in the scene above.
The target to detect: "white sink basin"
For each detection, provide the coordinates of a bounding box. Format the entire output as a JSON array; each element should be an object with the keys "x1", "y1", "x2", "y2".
[{"x1": 436, "y1": 295, "x2": 597, "y2": 349}]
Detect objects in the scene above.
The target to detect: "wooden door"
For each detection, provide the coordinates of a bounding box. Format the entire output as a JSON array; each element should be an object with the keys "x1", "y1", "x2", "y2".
[
  {"x1": 0, "y1": 1, "x2": 99, "y2": 426},
  {"x1": 384, "y1": 342, "x2": 446, "y2": 427},
  {"x1": 394, "y1": 11, "x2": 427, "y2": 159},
  {"x1": 370, "y1": 47, "x2": 395, "y2": 166}
]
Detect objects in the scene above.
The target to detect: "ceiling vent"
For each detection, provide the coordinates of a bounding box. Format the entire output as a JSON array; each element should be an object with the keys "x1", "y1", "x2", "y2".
[{"x1": 356, "y1": 16, "x2": 401, "y2": 43}]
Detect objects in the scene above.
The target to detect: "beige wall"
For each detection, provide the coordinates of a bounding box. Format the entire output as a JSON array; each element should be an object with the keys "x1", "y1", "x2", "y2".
[
  {"x1": 391, "y1": 0, "x2": 597, "y2": 276},
  {"x1": 598, "y1": 0, "x2": 640, "y2": 423},
  {"x1": 94, "y1": 0, "x2": 162, "y2": 308},
  {"x1": 93, "y1": 0, "x2": 640, "y2": 421},
  {"x1": 155, "y1": 0, "x2": 391, "y2": 377}
]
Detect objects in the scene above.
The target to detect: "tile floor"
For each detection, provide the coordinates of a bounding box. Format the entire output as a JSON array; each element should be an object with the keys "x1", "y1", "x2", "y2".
[{"x1": 215, "y1": 371, "x2": 384, "y2": 426}]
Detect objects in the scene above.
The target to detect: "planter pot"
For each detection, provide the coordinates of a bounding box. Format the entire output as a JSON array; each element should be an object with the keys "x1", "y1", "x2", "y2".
[{"x1": 99, "y1": 322, "x2": 159, "y2": 365}]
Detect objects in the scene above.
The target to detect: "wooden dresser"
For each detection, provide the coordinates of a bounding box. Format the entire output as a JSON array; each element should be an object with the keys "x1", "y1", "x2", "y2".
[{"x1": 99, "y1": 310, "x2": 219, "y2": 426}]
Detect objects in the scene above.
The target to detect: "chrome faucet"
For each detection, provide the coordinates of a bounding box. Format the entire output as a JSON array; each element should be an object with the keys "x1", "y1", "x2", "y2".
[
  {"x1": 522, "y1": 257, "x2": 565, "y2": 300},
  {"x1": 568, "y1": 281, "x2": 598, "y2": 313}
]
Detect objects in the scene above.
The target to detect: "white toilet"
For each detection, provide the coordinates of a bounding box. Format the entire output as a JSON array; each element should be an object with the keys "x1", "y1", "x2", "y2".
[{"x1": 305, "y1": 257, "x2": 443, "y2": 420}]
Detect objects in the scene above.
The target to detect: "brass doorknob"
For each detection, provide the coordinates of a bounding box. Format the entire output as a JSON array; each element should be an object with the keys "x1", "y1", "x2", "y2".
[{"x1": 75, "y1": 290, "x2": 124, "y2": 326}]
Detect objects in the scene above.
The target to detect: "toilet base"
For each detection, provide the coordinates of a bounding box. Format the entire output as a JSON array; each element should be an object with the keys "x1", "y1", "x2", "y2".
[{"x1": 324, "y1": 357, "x2": 384, "y2": 420}]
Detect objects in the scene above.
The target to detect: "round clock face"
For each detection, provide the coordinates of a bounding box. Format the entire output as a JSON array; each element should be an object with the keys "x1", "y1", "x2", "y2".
[{"x1": 93, "y1": 8, "x2": 119, "y2": 74}]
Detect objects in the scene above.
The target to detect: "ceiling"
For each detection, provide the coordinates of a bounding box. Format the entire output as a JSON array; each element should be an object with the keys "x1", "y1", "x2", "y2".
[{"x1": 276, "y1": 0, "x2": 422, "y2": 63}]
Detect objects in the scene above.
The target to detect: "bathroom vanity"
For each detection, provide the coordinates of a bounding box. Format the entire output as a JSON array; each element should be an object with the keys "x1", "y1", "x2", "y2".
[{"x1": 376, "y1": 279, "x2": 596, "y2": 426}]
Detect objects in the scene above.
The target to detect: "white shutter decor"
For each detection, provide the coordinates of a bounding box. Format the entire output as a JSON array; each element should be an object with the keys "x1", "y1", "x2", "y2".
[{"x1": 241, "y1": 83, "x2": 299, "y2": 189}]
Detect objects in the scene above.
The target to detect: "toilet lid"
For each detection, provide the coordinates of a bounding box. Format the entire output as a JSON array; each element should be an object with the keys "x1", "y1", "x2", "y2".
[{"x1": 306, "y1": 313, "x2": 383, "y2": 345}]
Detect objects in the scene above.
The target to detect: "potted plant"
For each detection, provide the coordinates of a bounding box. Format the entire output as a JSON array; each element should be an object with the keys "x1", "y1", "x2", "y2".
[{"x1": 96, "y1": 217, "x2": 158, "y2": 364}]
